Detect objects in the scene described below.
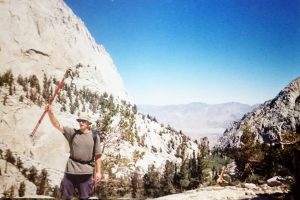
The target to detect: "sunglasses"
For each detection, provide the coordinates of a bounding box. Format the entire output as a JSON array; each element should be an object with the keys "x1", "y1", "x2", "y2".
[{"x1": 77, "y1": 119, "x2": 89, "y2": 123}]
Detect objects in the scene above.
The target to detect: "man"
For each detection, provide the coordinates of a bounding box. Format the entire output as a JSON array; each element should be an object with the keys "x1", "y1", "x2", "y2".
[{"x1": 46, "y1": 105, "x2": 102, "y2": 199}]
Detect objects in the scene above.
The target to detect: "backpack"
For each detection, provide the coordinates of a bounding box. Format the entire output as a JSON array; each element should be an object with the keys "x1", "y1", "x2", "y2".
[{"x1": 69, "y1": 130, "x2": 98, "y2": 166}]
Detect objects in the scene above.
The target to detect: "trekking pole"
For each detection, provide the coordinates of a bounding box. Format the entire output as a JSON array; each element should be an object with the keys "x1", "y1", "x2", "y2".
[{"x1": 31, "y1": 68, "x2": 72, "y2": 137}]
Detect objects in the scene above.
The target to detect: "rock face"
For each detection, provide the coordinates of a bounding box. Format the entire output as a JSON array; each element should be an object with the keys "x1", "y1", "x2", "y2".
[
  {"x1": 0, "y1": 0, "x2": 199, "y2": 194},
  {"x1": 0, "y1": 0, "x2": 130, "y2": 187},
  {"x1": 217, "y1": 77, "x2": 300, "y2": 149},
  {"x1": 0, "y1": 0, "x2": 129, "y2": 101},
  {"x1": 0, "y1": 159, "x2": 37, "y2": 197}
]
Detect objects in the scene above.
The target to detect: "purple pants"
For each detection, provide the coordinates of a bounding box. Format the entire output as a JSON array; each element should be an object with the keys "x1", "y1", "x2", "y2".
[{"x1": 60, "y1": 173, "x2": 93, "y2": 199}]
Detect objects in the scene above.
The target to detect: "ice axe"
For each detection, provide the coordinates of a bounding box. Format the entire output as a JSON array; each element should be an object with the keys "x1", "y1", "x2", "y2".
[{"x1": 31, "y1": 68, "x2": 73, "y2": 137}]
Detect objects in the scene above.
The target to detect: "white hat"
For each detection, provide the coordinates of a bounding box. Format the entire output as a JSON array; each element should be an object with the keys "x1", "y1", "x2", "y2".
[{"x1": 76, "y1": 114, "x2": 93, "y2": 125}]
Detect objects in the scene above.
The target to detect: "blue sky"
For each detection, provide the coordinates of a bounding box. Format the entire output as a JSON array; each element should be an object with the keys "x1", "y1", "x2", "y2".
[{"x1": 65, "y1": 0, "x2": 300, "y2": 105}]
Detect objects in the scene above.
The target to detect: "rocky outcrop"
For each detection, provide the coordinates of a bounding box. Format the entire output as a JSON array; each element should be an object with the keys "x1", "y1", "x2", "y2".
[
  {"x1": 217, "y1": 77, "x2": 300, "y2": 149},
  {"x1": 155, "y1": 185, "x2": 290, "y2": 200},
  {"x1": 0, "y1": 0, "x2": 129, "y2": 101}
]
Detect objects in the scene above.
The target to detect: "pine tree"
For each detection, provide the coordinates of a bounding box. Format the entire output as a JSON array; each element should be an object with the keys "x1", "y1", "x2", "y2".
[
  {"x1": 131, "y1": 170, "x2": 143, "y2": 199},
  {"x1": 189, "y1": 152, "x2": 199, "y2": 189},
  {"x1": 29, "y1": 88, "x2": 37, "y2": 103},
  {"x1": 0, "y1": 75, "x2": 3, "y2": 87},
  {"x1": 5, "y1": 149, "x2": 16, "y2": 165},
  {"x1": 19, "y1": 95, "x2": 24, "y2": 102},
  {"x1": 234, "y1": 124, "x2": 263, "y2": 180},
  {"x1": 3, "y1": 94, "x2": 8, "y2": 105},
  {"x1": 2, "y1": 188, "x2": 10, "y2": 198},
  {"x1": 196, "y1": 153, "x2": 205, "y2": 183},
  {"x1": 70, "y1": 103, "x2": 76, "y2": 114},
  {"x1": 161, "y1": 160, "x2": 176, "y2": 195},
  {"x1": 42, "y1": 73, "x2": 50, "y2": 101},
  {"x1": 17, "y1": 74, "x2": 24, "y2": 86},
  {"x1": 143, "y1": 165, "x2": 161, "y2": 198},
  {"x1": 132, "y1": 104, "x2": 137, "y2": 114},
  {"x1": 28, "y1": 166, "x2": 38, "y2": 184},
  {"x1": 9, "y1": 84, "x2": 13, "y2": 95},
  {"x1": 82, "y1": 104, "x2": 86, "y2": 112},
  {"x1": 199, "y1": 137, "x2": 210, "y2": 158},
  {"x1": 178, "y1": 159, "x2": 190, "y2": 191},
  {"x1": 52, "y1": 185, "x2": 61, "y2": 199},
  {"x1": 74, "y1": 96, "x2": 79, "y2": 110},
  {"x1": 9, "y1": 185, "x2": 15, "y2": 198},
  {"x1": 16, "y1": 157, "x2": 23, "y2": 169},
  {"x1": 37, "y1": 169, "x2": 50, "y2": 195},
  {"x1": 5, "y1": 160, "x2": 8, "y2": 174},
  {"x1": 18, "y1": 181, "x2": 26, "y2": 197},
  {"x1": 29, "y1": 74, "x2": 39, "y2": 89},
  {"x1": 60, "y1": 104, "x2": 67, "y2": 112},
  {"x1": 22, "y1": 168, "x2": 28, "y2": 177},
  {"x1": 8, "y1": 71, "x2": 14, "y2": 87}
]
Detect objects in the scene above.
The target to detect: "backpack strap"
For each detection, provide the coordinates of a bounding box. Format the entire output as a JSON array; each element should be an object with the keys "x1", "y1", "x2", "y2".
[
  {"x1": 91, "y1": 130, "x2": 97, "y2": 161},
  {"x1": 69, "y1": 130, "x2": 98, "y2": 166}
]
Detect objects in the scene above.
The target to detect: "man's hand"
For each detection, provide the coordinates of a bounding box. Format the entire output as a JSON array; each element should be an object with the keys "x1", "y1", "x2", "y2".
[
  {"x1": 95, "y1": 172, "x2": 102, "y2": 184},
  {"x1": 45, "y1": 104, "x2": 50, "y2": 112}
]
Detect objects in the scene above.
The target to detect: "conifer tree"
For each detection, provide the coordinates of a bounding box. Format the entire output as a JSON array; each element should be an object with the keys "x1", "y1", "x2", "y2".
[
  {"x1": 37, "y1": 169, "x2": 50, "y2": 195},
  {"x1": 42, "y1": 73, "x2": 50, "y2": 101},
  {"x1": 5, "y1": 149, "x2": 16, "y2": 165},
  {"x1": 28, "y1": 166, "x2": 38, "y2": 184},
  {"x1": 16, "y1": 157, "x2": 24, "y2": 169},
  {"x1": 70, "y1": 103, "x2": 76, "y2": 114},
  {"x1": 132, "y1": 104, "x2": 137, "y2": 114},
  {"x1": 52, "y1": 185, "x2": 61, "y2": 199},
  {"x1": 74, "y1": 96, "x2": 79, "y2": 109},
  {"x1": 29, "y1": 75, "x2": 39, "y2": 89},
  {"x1": 143, "y1": 165, "x2": 160, "y2": 198},
  {"x1": 199, "y1": 137, "x2": 210, "y2": 158},
  {"x1": 22, "y1": 168, "x2": 28, "y2": 177},
  {"x1": 3, "y1": 94, "x2": 8, "y2": 105},
  {"x1": 19, "y1": 95, "x2": 24, "y2": 102},
  {"x1": 9, "y1": 185, "x2": 15, "y2": 198},
  {"x1": 161, "y1": 160, "x2": 176, "y2": 195},
  {"x1": 8, "y1": 71, "x2": 14, "y2": 87},
  {"x1": 178, "y1": 159, "x2": 190, "y2": 191},
  {"x1": 131, "y1": 170, "x2": 143, "y2": 199},
  {"x1": 2, "y1": 188, "x2": 10, "y2": 198},
  {"x1": 189, "y1": 152, "x2": 199, "y2": 189},
  {"x1": 230, "y1": 124, "x2": 263, "y2": 181},
  {"x1": 18, "y1": 181, "x2": 26, "y2": 197},
  {"x1": 9, "y1": 84, "x2": 13, "y2": 95},
  {"x1": 60, "y1": 104, "x2": 67, "y2": 112},
  {"x1": 17, "y1": 74, "x2": 24, "y2": 86}
]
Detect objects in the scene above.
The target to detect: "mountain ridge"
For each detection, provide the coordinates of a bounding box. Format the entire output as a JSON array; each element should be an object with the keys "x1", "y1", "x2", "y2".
[{"x1": 216, "y1": 76, "x2": 300, "y2": 150}]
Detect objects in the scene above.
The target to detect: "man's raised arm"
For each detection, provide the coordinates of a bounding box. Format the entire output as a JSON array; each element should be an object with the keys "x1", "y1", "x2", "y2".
[{"x1": 47, "y1": 105, "x2": 64, "y2": 133}]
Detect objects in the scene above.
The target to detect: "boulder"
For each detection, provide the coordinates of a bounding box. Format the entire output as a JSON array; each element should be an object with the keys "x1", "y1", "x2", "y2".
[{"x1": 267, "y1": 176, "x2": 283, "y2": 187}]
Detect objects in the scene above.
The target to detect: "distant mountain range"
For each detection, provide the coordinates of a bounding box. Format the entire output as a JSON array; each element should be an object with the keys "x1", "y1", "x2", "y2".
[{"x1": 138, "y1": 102, "x2": 258, "y2": 145}]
